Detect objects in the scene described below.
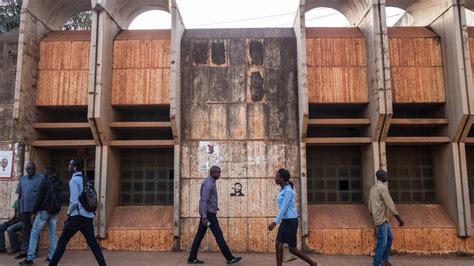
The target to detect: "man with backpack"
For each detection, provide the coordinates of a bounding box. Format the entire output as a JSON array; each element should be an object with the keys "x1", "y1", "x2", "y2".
[
  {"x1": 19, "y1": 166, "x2": 62, "y2": 265},
  {"x1": 48, "y1": 158, "x2": 105, "y2": 266}
]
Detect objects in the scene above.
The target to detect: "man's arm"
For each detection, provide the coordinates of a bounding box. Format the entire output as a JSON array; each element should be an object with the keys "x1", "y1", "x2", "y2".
[
  {"x1": 32, "y1": 180, "x2": 47, "y2": 213},
  {"x1": 199, "y1": 181, "x2": 212, "y2": 219},
  {"x1": 380, "y1": 187, "x2": 404, "y2": 226}
]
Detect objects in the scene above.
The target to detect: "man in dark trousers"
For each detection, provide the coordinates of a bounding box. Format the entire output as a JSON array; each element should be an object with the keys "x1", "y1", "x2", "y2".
[
  {"x1": 48, "y1": 159, "x2": 106, "y2": 266},
  {"x1": 188, "y1": 166, "x2": 241, "y2": 264},
  {"x1": 369, "y1": 170, "x2": 404, "y2": 266},
  {"x1": 20, "y1": 166, "x2": 62, "y2": 265},
  {"x1": 0, "y1": 199, "x2": 22, "y2": 254},
  {"x1": 15, "y1": 162, "x2": 43, "y2": 259}
]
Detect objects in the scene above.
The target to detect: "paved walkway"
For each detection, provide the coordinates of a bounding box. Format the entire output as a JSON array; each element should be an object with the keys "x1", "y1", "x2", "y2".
[{"x1": 0, "y1": 250, "x2": 473, "y2": 265}]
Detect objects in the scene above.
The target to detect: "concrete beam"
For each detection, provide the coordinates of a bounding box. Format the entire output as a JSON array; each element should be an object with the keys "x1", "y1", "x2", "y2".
[
  {"x1": 294, "y1": 2, "x2": 309, "y2": 139},
  {"x1": 96, "y1": 0, "x2": 171, "y2": 29},
  {"x1": 170, "y1": 0, "x2": 185, "y2": 144}
]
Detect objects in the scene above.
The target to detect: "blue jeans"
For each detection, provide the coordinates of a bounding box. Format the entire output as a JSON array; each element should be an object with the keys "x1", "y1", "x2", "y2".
[
  {"x1": 0, "y1": 221, "x2": 23, "y2": 251},
  {"x1": 373, "y1": 222, "x2": 393, "y2": 266},
  {"x1": 27, "y1": 211, "x2": 57, "y2": 261}
]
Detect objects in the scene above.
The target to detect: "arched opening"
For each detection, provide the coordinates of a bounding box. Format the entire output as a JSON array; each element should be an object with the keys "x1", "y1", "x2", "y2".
[
  {"x1": 385, "y1": 7, "x2": 413, "y2": 26},
  {"x1": 128, "y1": 10, "x2": 171, "y2": 30},
  {"x1": 63, "y1": 10, "x2": 92, "y2": 30},
  {"x1": 305, "y1": 7, "x2": 350, "y2": 27},
  {"x1": 465, "y1": 8, "x2": 474, "y2": 26}
]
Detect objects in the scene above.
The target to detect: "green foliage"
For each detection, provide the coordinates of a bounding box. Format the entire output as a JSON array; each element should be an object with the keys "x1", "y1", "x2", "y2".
[
  {"x1": 0, "y1": 0, "x2": 22, "y2": 33},
  {"x1": 64, "y1": 11, "x2": 92, "y2": 31}
]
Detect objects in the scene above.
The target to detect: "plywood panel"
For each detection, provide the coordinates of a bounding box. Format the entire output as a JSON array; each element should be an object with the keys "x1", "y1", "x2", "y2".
[
  {"x1": 307, "y1": 67, "x2": 368, "y2": 103},
  {"x1": 112, "y1": 35, "x2": 171, "y2": 105},
  {"x1": 391, "y1": 67, "x2": 445, "y2": 103},
  {"x1": 36, "y1": 37, "x2": 90, "y2": 106},
  {"x1": 321, "y1": 229, "x2": 343, "y2": 254},
  {"x1": 341, "y1": 229, "x2": 362, "y2": 255},
  {"x1": 388, "y1": 29, "x2": 445, "y2": 104},
  {"x1": 140, "y1": 230, "x2": 173, "y2": 251},
  {"x1": 306, "y1": 30, "x2": 368, "y2": 104},
  {"x1": 248, "y1": 217, "x2": 268, "y2": 252},
  {"x1": 228, "y1": 218, "x2": 248, "y2": 252},
  {"x1": 101, "y1": 230, "x2": 141, "y2": 250}
]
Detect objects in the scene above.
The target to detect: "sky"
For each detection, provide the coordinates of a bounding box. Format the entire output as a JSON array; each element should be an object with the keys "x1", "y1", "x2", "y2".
[{"x1": 129, "y1": 0, "x2": 407, "y2": 30}]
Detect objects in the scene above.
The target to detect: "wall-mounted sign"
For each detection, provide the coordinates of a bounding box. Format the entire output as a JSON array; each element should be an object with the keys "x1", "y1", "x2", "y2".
[{"x1": 0, "y1": 151, "x2": 14, "y2": 179}]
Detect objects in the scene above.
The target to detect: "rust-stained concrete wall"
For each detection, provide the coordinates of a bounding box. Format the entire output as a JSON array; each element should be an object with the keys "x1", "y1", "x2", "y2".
[
  {"x1": 0, "y1": 30, "x2": 23, "y2": 222},
  {"x1": 179, "y1": 29, "x2": 299, "y2": 252}
]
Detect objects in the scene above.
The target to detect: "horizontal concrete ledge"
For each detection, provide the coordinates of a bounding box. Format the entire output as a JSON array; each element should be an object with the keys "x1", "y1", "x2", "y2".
[
  {"x1": 306, "y1": 137, "x2": 372, "y2": 145},
  {"x1": 183, "y1": 28, "x2": 296, "y2": 39},
  {"x1": 108, "y1": 140, "x2": 174, "y2": 147},
  {"x1": 385, "y1": 137, "x2": 451, "y2": 144},
  {"x1": 33, "y1": 122, "x2": 90, "y2": 129},
  {"x1": 32, "y1": 140, "x2": 96, "y2": 147}
]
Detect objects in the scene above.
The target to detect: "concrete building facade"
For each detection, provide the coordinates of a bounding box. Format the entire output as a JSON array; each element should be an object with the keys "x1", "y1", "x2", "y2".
[{"x1": 1, "y1": 0, "x2": 474, "y2": 254}]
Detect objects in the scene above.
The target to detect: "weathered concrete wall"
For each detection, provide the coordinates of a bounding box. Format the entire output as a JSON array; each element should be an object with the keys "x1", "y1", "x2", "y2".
[
  {"x1": 0, "y1": 30, "x2": 22, "y2": 222},
  {"x1": 179, "y1": 29, "x2": 299, "y2": 252}
]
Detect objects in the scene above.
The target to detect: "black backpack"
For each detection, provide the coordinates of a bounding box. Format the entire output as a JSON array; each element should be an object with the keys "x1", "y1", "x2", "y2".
[
  {"x1": 45, "y1": 179, "x2": 62, "y2": 214},
  {"x1": 78, "y1": 175, "x2": 98, "y2": 213}
]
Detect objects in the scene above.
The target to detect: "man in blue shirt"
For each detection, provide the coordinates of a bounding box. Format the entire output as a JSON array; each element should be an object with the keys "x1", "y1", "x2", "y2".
[
  {"x1": 15, "y1": 162, "x2": 43, "y2": 259},
  {"x1": 188, "y1": 166, "x2": 241, "y2": 264},
  {"x1": 48, "y1": 158, "x2": 106, "y2": 266}
]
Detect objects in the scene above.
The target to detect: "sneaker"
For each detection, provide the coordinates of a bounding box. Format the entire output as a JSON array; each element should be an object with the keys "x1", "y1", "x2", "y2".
[
  {"x1": 187, "y1": 259, "x2": 204, "y2": 264},
  {"x1": 226, "y1": 257, "x2": 242, "y2": 264},
  {"x1": 15, "y1": 252, "x2": 26, "y2": 259},
  {"x1": 18, "y1": 259, "x2": 33, "y2": 265}
]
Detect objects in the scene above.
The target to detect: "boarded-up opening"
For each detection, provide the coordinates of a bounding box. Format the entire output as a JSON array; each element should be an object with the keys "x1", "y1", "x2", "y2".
[
  {"x1": 112, "y1": 30, "x2": 171, "y2": 105},
  {"x1": 119, "y1": 148, "x2": 174, "y2": 205},
  {"x1": 388, "y1": 27, "x2": 445, "y2": 104},
  {"x1": 386, "y1": 145, "x2": 436, "y2": 203},
  {"x1": 307, "y1": 146, "x2": 363, "y2": 203},
  {"x1": 467, "y1": 145, "x2": 474, "y2": 203},
  {"x1": 306, "y1": 28, "x2": 368, "y2": 104},
  {"x1": 36, "y1": 31, "x2": 90, "y2": 106},
  {"x1": 36, "y1": 147, "x2": 95, "y2": 205}
]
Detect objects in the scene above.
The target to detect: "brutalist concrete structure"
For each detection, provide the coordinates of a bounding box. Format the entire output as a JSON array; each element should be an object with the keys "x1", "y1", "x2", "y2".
[{"x1": 0, "y1": 0, "x2": 473, "y2": 254}]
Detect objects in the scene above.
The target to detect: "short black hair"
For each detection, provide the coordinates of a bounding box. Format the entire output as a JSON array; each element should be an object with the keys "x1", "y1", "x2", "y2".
[
  {"x1": 71, "y1": 158, "x2": 84, "y2": 171},
  {"x1": 44, "y1": 165, "x2": 56, "y2": 174},
  {"x1": 376, "y1": 169, "x2": 387, "y2": 180},
  {"x1": 210, "y1": 165, "x2": 221, "y2": 175}
]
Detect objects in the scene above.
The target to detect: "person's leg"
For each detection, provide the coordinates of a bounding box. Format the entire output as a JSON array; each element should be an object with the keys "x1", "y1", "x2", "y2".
[
  {"x1": 26, "y1": 211, "x2": 48, "y2": 261},
  {"x1": 373, "y1": 222, "x2": 389, "y2": 266},
  {"x1": 49, "y1": 216, "x2": 82, "y2": 266},
  {"x1": 288, "y1": 247, "x2": 317, "y2": 265},
  {"x1": 275, "y1": 241, "x2": 283, "y2": 266},
  {"x1": 0, "y1": 223, "x2": 7, "y2": 250},
  {"x1": 188, "y1": 218, "x2": 209, "y2": 261},
  {"x1": 7, "y1": 222, "x2": 22, "y2": 252},
  {"x1": 79, "y1": 217, "x2": 106, "y2": 266},
  {"x1": 207, "y1": 214, "x2": 233, "y2": 260},
  {"x1": 382, "y1": 224, "x2": 393, "y2": 263},
  {"x1": 47, "y1": 214, "x2": 58, "y2": 260},
  {"x1": 20, "y1": 212, "x2": 32, "y2": 253}
]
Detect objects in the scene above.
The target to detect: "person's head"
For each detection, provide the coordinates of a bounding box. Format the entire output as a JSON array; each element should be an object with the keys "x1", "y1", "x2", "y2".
[
  {"x1": 376, "y1": 169, "x2": 388, "y2": 183},
  {"x1": 233, "y1": 182, "x2": 242, "y2": 192},
  {"x1": 210, "y1": 166, "x2": 221, "y2": 180},
  {"x1": 1, "y1": 158, "x2": 8, "y2": 168},
  {"x1": 68, "y1": 158, "x2": 84, "y2": 174},
  {"x1": 26, "y1": 162, "x2": 36, "y2": 177},
  {"x1": 44, "y1": 165, "x2": 56, "y2": 178},
  {"x1": 275, "y1": 168, "x2": 293, "y2": 188}
]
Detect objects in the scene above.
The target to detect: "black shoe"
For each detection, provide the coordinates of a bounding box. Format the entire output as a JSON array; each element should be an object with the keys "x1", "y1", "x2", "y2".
[
  {"x1": 188, "y1": 259, "x2": 205, "y2": 264},
  {"x1": 15, "y1": 252, "x2": 26, "y2": 259},
  {"x1": 45, "y1": 257, "x2": 51, "y2": 263},
  {"x1": 226, "y1": 257, "x2": 242, "y2": 264},
  {"x1": 0, "y1": 248, "x2": 7, "y2": 253},
  {"x1": 18, "y1": 259, "x2": 33, "y2": 265}
]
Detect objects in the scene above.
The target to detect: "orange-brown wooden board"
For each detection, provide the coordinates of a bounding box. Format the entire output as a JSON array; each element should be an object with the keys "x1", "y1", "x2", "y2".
[{"x1": 391, "y1": 67, "x2": 445, "y2": 103}]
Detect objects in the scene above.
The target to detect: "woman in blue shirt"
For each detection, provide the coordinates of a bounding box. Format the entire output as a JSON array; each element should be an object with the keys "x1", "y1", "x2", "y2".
[{"x1": 268, "y1": 168, "x2": 318, "y2": 266}]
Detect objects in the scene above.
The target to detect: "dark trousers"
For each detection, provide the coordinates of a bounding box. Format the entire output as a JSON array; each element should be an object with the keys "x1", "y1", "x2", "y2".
[
  {"x1": 49, "y1": 215, "x2": 106, "y2": 266},
  {"x1": 20, "y1": 212, "x2": 33, "y2": 252},
  {"x1": 189, "y1": 213, "x2": 233, "y2": 261}
]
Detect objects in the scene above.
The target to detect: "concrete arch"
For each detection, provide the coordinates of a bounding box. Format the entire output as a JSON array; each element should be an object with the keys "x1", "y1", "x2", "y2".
[
  {"x1": 385, "y1": 0, "x2": 453, "y2": 26},
  {"x1": 304, "y1": 0, "x2": 372, "y2": 26},
  {"x1": 23, "y1": 0, "x2": 93, "y2": 30},
  {"x1": 305, "y1": 7, "x2": 351, "y2": 27},
  {"x1": 96, "y1": 0, "x2": 171, "y2": 29}
]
